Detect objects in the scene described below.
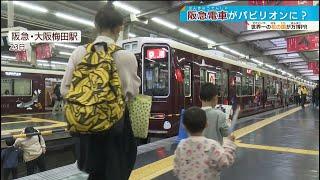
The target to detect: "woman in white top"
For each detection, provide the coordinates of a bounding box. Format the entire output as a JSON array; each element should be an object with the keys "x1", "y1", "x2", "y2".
[
  {"x1": 14, "y1": 126, "x2": 46, "y2": 175},
  {"x1": 60, "y1": 2, "x2": 140, "y2": 180}
]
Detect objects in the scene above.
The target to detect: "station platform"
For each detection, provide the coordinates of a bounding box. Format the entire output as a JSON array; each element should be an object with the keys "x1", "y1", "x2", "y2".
[{"x1": 3, "y1": 105, "x2": 319, "y2": 180}]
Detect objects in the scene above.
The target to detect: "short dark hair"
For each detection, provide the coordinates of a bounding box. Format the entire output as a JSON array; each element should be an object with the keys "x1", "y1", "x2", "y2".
[
  {"x1": 200, "y1": 83, "x2": 218, "y2": 101},
  {"x1": 5, "y1": 137, "x2": 15, "y2": 146},
  {"x1": 24, "y1": 126, "x2": 37, "y2": 137},
  {"x1": 94, "y1": 2, "x2": 124, "y2": 32},
  {"x1": 183, "y1": 106, "x2": 207, "y2": 134}
]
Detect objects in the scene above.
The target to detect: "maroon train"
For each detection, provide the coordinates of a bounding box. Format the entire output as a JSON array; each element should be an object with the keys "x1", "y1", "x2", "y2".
[
  {"x1": 1, "y1": 66, "x2": 64, "y2": 114},
  {"x1": 1, "y1": 37, "x2": 310, "y2": 138}
]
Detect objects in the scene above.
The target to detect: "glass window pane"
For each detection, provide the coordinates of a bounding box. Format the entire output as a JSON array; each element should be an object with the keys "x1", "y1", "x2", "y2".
[
  {"x1": 222, "y1": 71, "x2": 228, "y2": 97},
  {"x1": 200, "y1": 68, "x2": 206, "y2": 87},
  {"x1": 255, "y1": 76, "x2": 263, "y2": 96},
  {"x1": 184, "y1": 66, "x2": 191, "y2": 97},
  {"x1": 143, "y1": 46, "x2": 169, "y2": 96},
  {"x1": 13, "y1": 79, "x2": 32, "y2": 96},
  {"x1": 236, "y1": 75, "x2": 241, "y2": 96},
  {"x1": 1, "y1": 79, "x2": 13, "y2": 96}
]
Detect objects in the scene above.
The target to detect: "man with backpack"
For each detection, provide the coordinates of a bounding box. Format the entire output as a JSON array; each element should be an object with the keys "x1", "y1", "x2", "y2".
[{"x1": 60, "y1": 2, "x2": 140, "y2": 180}]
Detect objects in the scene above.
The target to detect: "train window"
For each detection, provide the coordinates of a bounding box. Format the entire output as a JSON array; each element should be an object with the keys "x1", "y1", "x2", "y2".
[
  {"x1": 235, "y1": 75, "x2": 242, "y2": 96},
  {"x1": 1, "y1": 79, "x2": 13, "y2": 96},
  {"x1": 183, "y1": 66, "x2": 191, "y2": 97},
  {"x1": 255, "y1": 76, "x2": 263, "y2": 96},
  {"x1": 242, "y1": 75, "x2": 254, "y2": 96},
  {"x1": 207, "y1": 70, "x2": 227, "y2": 97},
  {"x1": 1, "y1": 78, "x2": 32, "y2": 96},
  {"x1": 200, "y1": 68, "x2": 207, "y2": 87},
  {"x1": 266, "y1": 79, "x2": 276, "y2": 97},
  {"x1": 221, "y1": 70, "x2": 228, "y2": 97},
  {"x1": 142, "y1": 45, "x2": 169, "y2": 97}
]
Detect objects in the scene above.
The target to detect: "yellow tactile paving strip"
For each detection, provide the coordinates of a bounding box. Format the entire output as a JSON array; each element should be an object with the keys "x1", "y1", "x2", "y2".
[
  {"x1": 1, "y1": 117, "x2": 66, "y2": 136},
  {"x1": 129, "y1": 156, "x2": 174, "y2": 180},
  {"x1": 1, "y1": 112, "x2": 53, "y2": 118},
  {"x1": 233, "y1": 106, "x2": 303, "y2": 139},
  {"x1": 129, "y1": 105, "x2": 319, "y2": 179},
  {"x1": 235, "y1": 142, "x2": 319, "y2": 155}
]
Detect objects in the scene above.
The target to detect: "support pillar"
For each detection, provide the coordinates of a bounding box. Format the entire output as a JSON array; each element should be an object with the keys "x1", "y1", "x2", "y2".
[{"x1": 7, "y1": 1, "x2": 14, "y2": 28}]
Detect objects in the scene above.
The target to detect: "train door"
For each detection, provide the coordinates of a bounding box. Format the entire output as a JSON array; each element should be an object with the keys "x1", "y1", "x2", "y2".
[
  {"x1": 44, "y1": 78, "x2": 62, "y2": 111},
  {"x1": 183, "y1": 64, "x2": 192, "y2": 109}
]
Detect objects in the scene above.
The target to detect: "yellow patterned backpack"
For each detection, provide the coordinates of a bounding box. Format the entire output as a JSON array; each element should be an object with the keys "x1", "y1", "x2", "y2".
[{"x1": 64, "y1": 43, "x2": 125, "y2": 133}]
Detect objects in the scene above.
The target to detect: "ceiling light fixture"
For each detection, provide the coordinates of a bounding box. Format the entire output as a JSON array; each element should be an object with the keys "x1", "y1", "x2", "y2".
[
  {"x1": 59, "y1": 51, "x2": 72, "y2": 56},
  {"x1": 199, "y1": 37, "x2": 216, "y2": 45},
  {"x1": 265, "y1": 64, "x2": 276, "y2": 70},
  {"x1": 112, "y1": 1, "x2": 141, "y2": 14},
  {"x1": 178, "y1": 28, "x2": 199, "y2": 38},
  {"x1": 52, "y1": 61, "x2": 68, "y2": 65},
  {"x1": 55, "y1": 12, "x2": 94, "y2": 27},
  {"x1": 250, "y1": 58, "x2": 264, "y2": 65},
  {"x1": 54, "y1": 43, "x2": 77, "y2": 49},
  {"x1": 1, "y1": 55, "x2": 15, "y2": 60},
  {"x1": 220, "y1": 46, "x2": 246, "y2": 58},
  {"x1": 128, "y1": 33, "x2": 137, "y2": 38},
  {"x1": 151, "y1": 17, "x2": 178, "y2": 30},
  {"x1": 13, "y1": 1, "x2": 48, "y2": 13}
]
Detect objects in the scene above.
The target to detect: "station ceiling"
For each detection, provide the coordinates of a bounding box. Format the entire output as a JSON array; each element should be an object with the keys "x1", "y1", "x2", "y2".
[{"x1": 1, "y1": 1, "x2": 319, "y2": 82}]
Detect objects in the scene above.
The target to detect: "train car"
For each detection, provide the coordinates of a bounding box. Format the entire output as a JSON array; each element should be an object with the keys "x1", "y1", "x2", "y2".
[
  {"x1": 119, "y1": 37, "x2": 306, "y2": 138},
  {"x1": 1, "y1": 66, "x2": 64, "y2": 114},
  {"x1": 1, "y1": 37, "x2": 308, "y2": 138}
]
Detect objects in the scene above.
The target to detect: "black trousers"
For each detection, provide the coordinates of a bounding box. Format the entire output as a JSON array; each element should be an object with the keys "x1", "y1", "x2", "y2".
[
  {"x1": 26, "y1": 154, "x2": 46, "y2": 175},
  {"x1": 3, "y1": 168, "x2": 18, "y2": 180},
  {"x1": 301, "y1": 95, "x2": 306, "y2": 107},
  {"x1": 73, "y1": 109, "x2": 137, "y2": 180}
]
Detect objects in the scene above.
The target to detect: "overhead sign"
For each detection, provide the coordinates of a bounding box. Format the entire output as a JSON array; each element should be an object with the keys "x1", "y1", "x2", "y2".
[
  {"x1": 146, "y1": 48, "x2": 166, "y2": 59},
  {"x1": 35, "y1": 43, "x2": 52, "y2": 59},
  {"x1": 15, "y1": 51, "x2": 27, "y2": 61},
  {"x1": 308, "y1": 62, "x2": 319, "y2": 70},
  {"x1": 287, "y1": 34, "x2": 319, "y2": 52}
]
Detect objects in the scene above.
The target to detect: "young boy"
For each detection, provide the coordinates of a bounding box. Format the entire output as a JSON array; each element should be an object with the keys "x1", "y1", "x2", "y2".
[
  {"x1": 200, "y1": 83, "x2": 229, "y2": 144},
  {"x1": 174, "y1": 107, "x2": 237, "y2": 180},
  {"x1": 1, "y1": 137, "x2": 22, "y2": 180}
]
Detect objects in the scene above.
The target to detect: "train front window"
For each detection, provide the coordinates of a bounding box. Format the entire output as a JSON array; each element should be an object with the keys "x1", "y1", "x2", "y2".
[
  {"x1": 1, "y1": 78, "x2": 32, "y2": 96},
  {"x1": 143, "y1": 46, "x2": 169, "y2": 97}
]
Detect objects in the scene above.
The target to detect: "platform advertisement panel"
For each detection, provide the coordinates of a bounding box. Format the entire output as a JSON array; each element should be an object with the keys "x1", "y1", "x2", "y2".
[{"x1": 287, "y1": 34, "x2": 319, "y2": 52}]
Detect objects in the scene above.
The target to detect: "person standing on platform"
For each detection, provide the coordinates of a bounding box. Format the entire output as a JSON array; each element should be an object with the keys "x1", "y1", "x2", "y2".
[
  {"x1": 300, "y1": 86, "x2": 308, "y2": 108},
  {"x1": 1, "y1": 137, "x2": 22, "y2": 180},
  {"x1": 312, "y1": 84, "x2": 319, "y2": 108},
  {"x1": 200, "y1": 83, "x2": 229, "y2": 145},
  {"x1": 173, "y1": 107, "x2": 237, "y2": 180},
  {"x1": 14, "y1": 127, "x2": 46, "y2": 175},
  {"x1": 52, "y1": 84, "x2": 63, "y2": 114},
  {"x1": 60, "y1": 2, "x2": 140, "y2": 180}
]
